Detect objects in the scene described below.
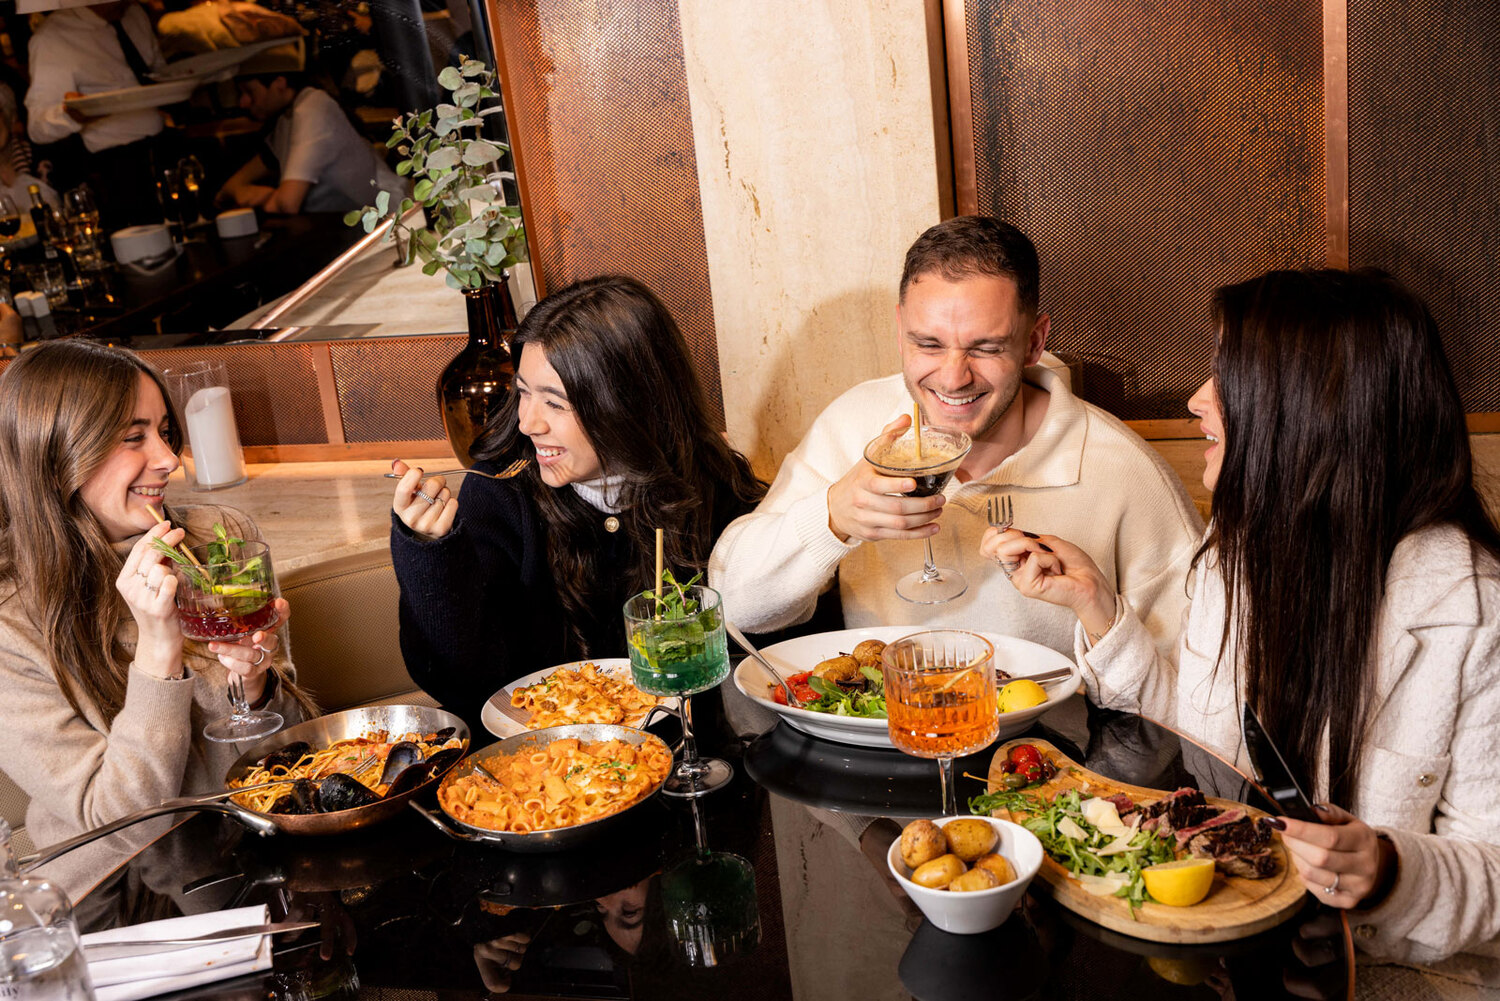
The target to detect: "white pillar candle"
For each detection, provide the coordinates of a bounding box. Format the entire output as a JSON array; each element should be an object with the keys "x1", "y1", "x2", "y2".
[{"x1": 184, "y1": 386, "x2": 246, "y2": 488}]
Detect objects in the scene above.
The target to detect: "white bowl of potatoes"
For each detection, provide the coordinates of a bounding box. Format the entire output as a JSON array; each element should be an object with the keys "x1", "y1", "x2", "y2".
[{"x1": 886, "y1": 815, "x2": 1043, "y2": 935}]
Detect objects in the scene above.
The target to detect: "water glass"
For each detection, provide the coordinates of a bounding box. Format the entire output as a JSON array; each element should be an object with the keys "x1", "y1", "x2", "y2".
[
  {"x1": 883, "y1": 630, "x2": 999, "y2": 816},
  {"x1": 163, "y1": 361, "x2": 247, "y2": 490},
  {"x1": 24, "y1": 261, "x2": 67, "y2": 309},
  {"x1": 623, "y1": 584, "x2": 733, "y2": 797}
]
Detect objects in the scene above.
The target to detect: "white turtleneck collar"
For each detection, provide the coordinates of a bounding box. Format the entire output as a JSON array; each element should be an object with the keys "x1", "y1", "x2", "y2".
[{"x1": 570, "y1": 474, "x2": 628, "y2": 514}]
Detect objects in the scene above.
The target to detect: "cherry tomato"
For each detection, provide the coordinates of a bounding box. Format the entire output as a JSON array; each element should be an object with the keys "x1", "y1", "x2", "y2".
[{"x1": 771, "y1": 670, "x2": 818, "y2": 706}]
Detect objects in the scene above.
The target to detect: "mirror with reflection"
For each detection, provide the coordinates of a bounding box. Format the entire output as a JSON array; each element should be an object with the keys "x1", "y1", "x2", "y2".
[{"x1": 0, "y1": 0, "x2": 535, "y2": 348}]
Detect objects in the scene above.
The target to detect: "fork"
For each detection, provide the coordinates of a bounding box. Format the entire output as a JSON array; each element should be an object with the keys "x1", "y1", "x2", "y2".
[
  {"x1": 986, "y1": 495, "x2": 1014, "y2": 532},
  {"x1": 383, "y1": 458, "x2": 529, "y2": 481}
]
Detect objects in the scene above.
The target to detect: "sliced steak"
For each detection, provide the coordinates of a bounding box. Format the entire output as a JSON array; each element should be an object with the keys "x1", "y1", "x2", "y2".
[
  {"x1": 1140, "y1": 788, "x2": 1211, "y2": 837},
  {"x1": 1185, "y1": 816, "x2": 1278, "y2": 879},
  {"x1": 1173, "y1": 808, "x2": 1248, "y2": 848},
  {"x1": 1207, "y1": 848, "x2": 1278, "y2": 880},
  {"x1": 1104, "y1": 793, "x2": 1139, "y2": 818}
]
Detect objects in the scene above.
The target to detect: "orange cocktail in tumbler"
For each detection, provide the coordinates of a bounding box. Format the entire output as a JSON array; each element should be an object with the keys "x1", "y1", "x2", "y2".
[{"x1": 883, "y1": 630, "x2": 999, "y2": 815}]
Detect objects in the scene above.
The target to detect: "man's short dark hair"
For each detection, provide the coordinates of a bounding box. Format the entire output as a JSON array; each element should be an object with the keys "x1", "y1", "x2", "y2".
[{"x1": 899, "y1": 216, "x2": 1041, "y2": 316}]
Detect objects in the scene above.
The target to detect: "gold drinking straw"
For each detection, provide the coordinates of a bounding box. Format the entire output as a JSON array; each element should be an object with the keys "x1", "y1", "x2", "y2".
[
  {"x1": 145, "y1": 503, "x2": 205, "y2": 570},
  {"x1": 654, "y1": 528, "x2": 664, "y2": 618},
  {"x1": 913, "y1": 403, "x2": 923, "y2": 460}
]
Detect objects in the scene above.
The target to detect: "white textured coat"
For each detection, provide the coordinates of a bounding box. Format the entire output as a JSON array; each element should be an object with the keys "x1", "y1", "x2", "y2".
[{"x1": 1080, "y1": 524, "x2": 1500, "y2": 982}]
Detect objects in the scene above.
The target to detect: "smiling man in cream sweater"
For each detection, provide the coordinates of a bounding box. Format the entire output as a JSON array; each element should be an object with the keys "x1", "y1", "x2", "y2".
[{"x1": 709, "y1": 217, "x2": 1202, "y2": 658}]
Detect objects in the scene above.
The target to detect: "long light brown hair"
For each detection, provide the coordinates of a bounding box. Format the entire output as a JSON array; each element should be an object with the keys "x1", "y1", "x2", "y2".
[{"x1": 0, "y1": 342, "x2": 314, "y2": 721}]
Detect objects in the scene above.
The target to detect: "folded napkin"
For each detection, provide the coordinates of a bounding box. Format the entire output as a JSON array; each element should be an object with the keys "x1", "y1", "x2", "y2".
[{"x1": 81, "y1": 904, "x2": 273, "y2": 1001}]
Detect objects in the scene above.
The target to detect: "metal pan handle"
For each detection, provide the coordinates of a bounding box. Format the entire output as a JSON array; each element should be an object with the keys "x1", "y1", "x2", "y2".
[
  {"x1": 18, "y1": 794, "x2": 279, "y2": 872},
  {"x1": 408, "y1": 800, "x2": 495, "y2": 843}
]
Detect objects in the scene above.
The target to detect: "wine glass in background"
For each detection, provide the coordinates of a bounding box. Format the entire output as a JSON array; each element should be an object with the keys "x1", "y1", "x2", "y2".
[
  {"x1": 62, "y1": 187, "x2": 104, "y2": 271},
  {"x1": 169, "y1": 537, "x2": 284, "y2": 742},
  {"x1": 623, "y1": 583, "x2": 734, "y2": 798},
  {"x1": 176, "y1": 157, "x2": 208, "y2": 230},
  {"x1": 883, "y1": 630, "x2": 999, "y2": 817},
  {"x1": 864, "y1": 425, "x2": 973, "y2": 603},
  {"x1": 155, "y1": 168, "x2": 185, "y2": 239},
  {"x1": 659, "y1": 794, "x2": 762, "y2": 967}
]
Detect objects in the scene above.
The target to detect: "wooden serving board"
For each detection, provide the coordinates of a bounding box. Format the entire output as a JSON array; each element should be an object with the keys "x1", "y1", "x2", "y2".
[{"x1": 985, "y1": 739, "x2": 1306, "y2": 944}]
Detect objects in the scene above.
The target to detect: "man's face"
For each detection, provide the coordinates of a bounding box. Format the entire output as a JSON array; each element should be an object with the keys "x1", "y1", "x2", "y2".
[
  {"x1": 237, "y1": 79, "x2": 289, "y2": 120},
  {"x1": 897, "y1": 272, "x2": 1046, "y2": 444},
  {"x1": 90, "y1": 2, "x2": 131, "y2": 22}
]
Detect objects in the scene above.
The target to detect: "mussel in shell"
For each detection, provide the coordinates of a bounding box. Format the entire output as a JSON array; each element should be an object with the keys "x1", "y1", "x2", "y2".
[
  {"x1": 316, "y1": 773, "x2": 381, "y2": 812},
  {"x1": 425, "y1": 727, "x2": 456, "y2": 745},
  {"x1": 257, "y1": 741, "x2": 312, "y2": 774},
  {"x1": 378, "y1": 741, "x2": 425, "y2": 786},
  {"x1": 383, "y1": 746, "x2": 464, "y2": 799},
  {"x1": 268, "y1": 778, "x2": 320, "y2": 814}
]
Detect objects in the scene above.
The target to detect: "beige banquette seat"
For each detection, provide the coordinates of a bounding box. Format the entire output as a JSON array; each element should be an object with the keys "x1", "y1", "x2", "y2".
[{"x1": 0, "y1": 545, "x2": 430, "y2": 859}]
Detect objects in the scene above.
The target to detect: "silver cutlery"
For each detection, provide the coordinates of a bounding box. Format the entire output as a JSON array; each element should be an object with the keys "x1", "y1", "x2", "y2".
[
  {"x1": 83, "y1": 921, "x2": 320, "y2": 961},
  {"x1": 726, "y1": 621, "x2": 806, "y2": 708},
  {"x1": 985, "y1": 494, "x2": 1014, "y2": 532},
  {"x1": 383, "y1": 458, "x2": 529, "y2": 481}
]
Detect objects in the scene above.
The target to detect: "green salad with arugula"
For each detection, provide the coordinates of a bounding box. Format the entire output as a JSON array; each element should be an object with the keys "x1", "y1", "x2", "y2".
[{"x1": 971, "y1": 787, "x2": 1176, "y2": 912}]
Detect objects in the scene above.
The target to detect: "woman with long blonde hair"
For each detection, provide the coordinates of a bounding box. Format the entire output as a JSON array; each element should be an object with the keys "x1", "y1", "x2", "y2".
[{"x1": 0, "y1": 341, "x2": 310, "y2": 895}]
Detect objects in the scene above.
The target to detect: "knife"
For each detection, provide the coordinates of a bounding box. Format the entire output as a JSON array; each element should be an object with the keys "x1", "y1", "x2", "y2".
[
  {"x1": 1241, "y1": 703, "x2": 1321, "y2": 823},
  {"x1": 83, "y1": 921, "x2": 321, "y2": 961}
]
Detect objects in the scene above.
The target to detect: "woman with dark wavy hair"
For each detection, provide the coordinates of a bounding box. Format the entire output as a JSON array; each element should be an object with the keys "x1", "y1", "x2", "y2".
[
  {"x1": 0, "y1": 340, "x2": 310, "y2": 897},
  {"x1": 391, "y1": 275, "x2": 765, "y2": 721},
  {"x1": 981, "y1": 268, "x2": 1500, "y2": 974}
]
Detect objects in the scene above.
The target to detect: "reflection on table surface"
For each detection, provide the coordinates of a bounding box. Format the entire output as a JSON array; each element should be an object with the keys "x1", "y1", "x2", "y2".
[{"x1": 73, "y1": 694, "x2": 1355, "y2": 1000}]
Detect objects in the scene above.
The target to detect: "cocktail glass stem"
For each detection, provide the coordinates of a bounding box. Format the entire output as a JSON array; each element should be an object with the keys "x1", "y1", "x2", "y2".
[
  {"x1": 937, "y1": 756, "x2": 959, "y2": 816},
  {"x1": 920, "y1": 539, "x2": 944, "y2": 583},
  {"x1": 676, "y1": 698, "x2": 708, "y2": 789}
]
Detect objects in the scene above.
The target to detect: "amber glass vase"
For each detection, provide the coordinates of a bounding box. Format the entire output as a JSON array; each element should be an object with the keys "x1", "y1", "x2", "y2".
[{"x1": 439, "y1": 281, "x2": 518, "y2": 466}]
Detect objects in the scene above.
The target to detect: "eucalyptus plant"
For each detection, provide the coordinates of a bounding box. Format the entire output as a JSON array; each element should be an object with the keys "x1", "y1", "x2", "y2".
[{"x1": 346, "y1": 58, "x2": 527, "y2": 290}]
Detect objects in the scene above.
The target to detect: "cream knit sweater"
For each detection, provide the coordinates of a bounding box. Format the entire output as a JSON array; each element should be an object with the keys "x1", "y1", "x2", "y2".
[
  {"x1": 709, "y1": 368, "x2": 1203, "y2": 659},
  {"x1": 0, "y1": 505, "x2": 302, "y2": 900},
  {"x1": 1080, "y1": 524, "x2": 1500, "y2": 981}
]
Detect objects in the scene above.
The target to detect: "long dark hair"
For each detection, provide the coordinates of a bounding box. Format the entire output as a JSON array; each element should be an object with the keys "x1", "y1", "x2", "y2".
[
  {"x1": 1202, "y1": 268, "x2": 1500, "y2": 806},
  {"x1": 471, "y1": 276, "x2": 765, "y2": 653}
]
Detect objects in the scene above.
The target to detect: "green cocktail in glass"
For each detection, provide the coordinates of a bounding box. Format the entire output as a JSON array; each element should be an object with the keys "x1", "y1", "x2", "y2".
[{"x1": 623, "y1": 581, "x2": 732, "y2": 797}]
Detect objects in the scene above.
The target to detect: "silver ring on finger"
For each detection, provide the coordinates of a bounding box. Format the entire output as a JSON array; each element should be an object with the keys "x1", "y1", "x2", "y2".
[
  {"x1": 146, "y1": 581, "x2": 160, "y2": 594},
  {"x1": 415, "y1": 489, "x2": 437, "y2": 505},
  {"x1": 135, "y1": 570, "x2": 149, "y2": 581},
  {"x1": 1323, "y1": 873, "x2": 1339, "y2": 895},
  {"x1": 252, "y1": 648, "x2": 267, "y2": 667}
]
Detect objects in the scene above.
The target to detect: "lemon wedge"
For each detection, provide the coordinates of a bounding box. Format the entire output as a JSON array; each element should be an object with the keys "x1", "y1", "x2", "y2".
[
  {"x1": 997, "y1": 679, "x2": 1047, "y2": 713},
  {"x1": 1142, "y1": 857, "x2": 1216, "y2": 907}
]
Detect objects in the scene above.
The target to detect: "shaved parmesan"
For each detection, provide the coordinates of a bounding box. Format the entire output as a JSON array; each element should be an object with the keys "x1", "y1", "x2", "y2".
[
  {"x1": 1057, "y1": 817, "x2": 1089, "y2": 842},
  {"x1": 1095, "y1": 830, "x2": 1139, "y2": 856},
  {"x1": 1074, "y1": 872, "x2": 1130, "y2": 896},
  {"x1": 1082, "y1": 797, "x2": 1125, "y2": 833}
]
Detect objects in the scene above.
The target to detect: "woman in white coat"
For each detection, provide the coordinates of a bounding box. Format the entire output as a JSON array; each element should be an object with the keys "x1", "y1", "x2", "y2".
[{"x1": 982, "y1": 268, "x2": 1500, "y2": 980}]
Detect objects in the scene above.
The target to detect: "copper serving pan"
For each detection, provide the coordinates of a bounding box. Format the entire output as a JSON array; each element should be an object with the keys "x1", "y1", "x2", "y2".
[
  {"x1": 224, "y1": 704, "x2": 469, "y2": 836},
  {"x1": 412, "y1": 723, "x2": 670, "y2": 853}
]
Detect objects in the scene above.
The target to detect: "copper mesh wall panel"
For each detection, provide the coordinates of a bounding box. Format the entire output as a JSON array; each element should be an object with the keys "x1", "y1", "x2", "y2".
[
  {"x1": 961, "y1": 1, "x2": 1324, "y2": 419},
  {"x1": 488, "y1": 0, "x2": 724, "y2": 426},
  {"x1": 331, "y1": 336, "x2": 460, "y2": 443},
  {"x1": 140, "y1": 345, "x2": 328, "y2": 446},
  {"x1": 1347, "y1": 1, "x2": 1500, "y2": 413}
]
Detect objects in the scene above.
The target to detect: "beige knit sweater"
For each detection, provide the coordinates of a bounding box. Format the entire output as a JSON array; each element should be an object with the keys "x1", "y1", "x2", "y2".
[
  {"x1": 0, "y1": 505, "x2": 302, "y2": 900},
  {"x1": 709, "y1": 368, "x2": 1204, "y2": 659}
]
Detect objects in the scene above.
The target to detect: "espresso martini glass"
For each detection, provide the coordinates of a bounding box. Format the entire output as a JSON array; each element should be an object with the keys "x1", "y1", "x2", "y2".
[{"x1": 864, "y1": 425, "x2": 973, "y2": 603}]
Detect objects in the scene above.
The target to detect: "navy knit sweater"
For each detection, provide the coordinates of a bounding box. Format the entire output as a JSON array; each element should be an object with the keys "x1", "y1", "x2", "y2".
[{"x1": 391, "y1": 461, "x2": 754, "y2": 724}]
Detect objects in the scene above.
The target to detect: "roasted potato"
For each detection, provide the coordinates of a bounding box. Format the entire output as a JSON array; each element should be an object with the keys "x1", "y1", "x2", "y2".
[
  {"x1": 811, "y1": 655, "x2": 860, "y2": 683},
  {"x1": 948, "y1": 867, "x2": 1003, "y2": 893},
  {"x1": 942, "y1": 819, "x2": 999, "y2": 862},
  {"x1": 899, "y1": 819, "x2": 948, "y2": 870},
  {"x1": 851, "y1": 639, "x2": 887, "y2": 667},
  {"x1": 910, "y1": 854, "x2": 966, "y2": 890},
  {"x1": 973, "y1": 853, "x2": 1016, "y2": 885}
]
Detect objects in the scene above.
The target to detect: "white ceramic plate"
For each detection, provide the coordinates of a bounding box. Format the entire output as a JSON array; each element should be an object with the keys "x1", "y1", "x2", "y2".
[
  {"x1": 481, "y1": 658, "x2": 681, "y2": 739},
  {"x1": 732, "y1": 626, "x2": 1078, "y2": 749},
  {"x1": 150, "y1": 37, "x2": 301, "y2": 81},
  {"x1": 63, "y1": 79, "x2": 200, "y2": 117}
]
